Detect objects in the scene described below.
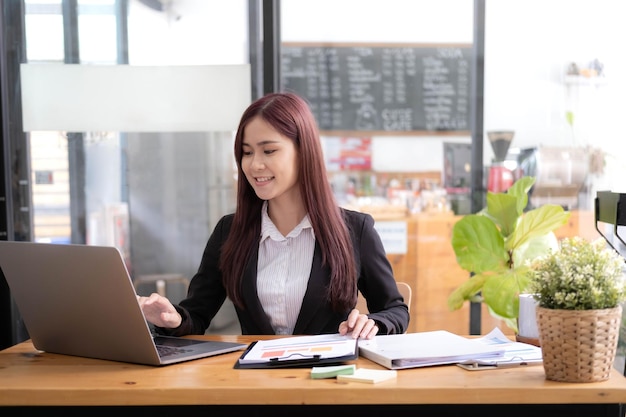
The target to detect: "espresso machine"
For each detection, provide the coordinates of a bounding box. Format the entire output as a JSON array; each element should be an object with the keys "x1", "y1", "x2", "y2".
[
  {"x1": 487, "y1": 131, "x2": 515, "y2": 193},
  {"x1": 530, "y1": 146, "x2": 589, "y2": 209}
]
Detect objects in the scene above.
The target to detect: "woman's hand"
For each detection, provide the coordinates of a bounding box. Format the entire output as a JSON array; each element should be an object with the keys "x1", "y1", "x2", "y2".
[
  {"x1": 338, "y1": 309, "x2": 379, "y2": 339},
  {"x1": 136, "y1": 293, "x2": 182, "y2": 329}
]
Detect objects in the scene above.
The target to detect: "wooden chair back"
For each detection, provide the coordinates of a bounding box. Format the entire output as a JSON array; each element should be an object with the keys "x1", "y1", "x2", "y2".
[{"x1": 356, "y1": 281, "x2": 412, "y2": 314}]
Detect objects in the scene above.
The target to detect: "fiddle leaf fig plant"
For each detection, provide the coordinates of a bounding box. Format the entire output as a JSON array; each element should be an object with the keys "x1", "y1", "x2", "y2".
[{"x1": 447, "y1": 176, "x2": 571, "y2": 331}]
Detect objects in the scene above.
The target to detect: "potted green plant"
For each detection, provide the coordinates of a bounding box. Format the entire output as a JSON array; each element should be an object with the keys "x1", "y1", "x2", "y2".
[
  {"x1": 528, "y1": 236, "x2": 626, "y2": 382},
  {"x1": 447, "y1": 176, "x2": 571, "y2": 331}
]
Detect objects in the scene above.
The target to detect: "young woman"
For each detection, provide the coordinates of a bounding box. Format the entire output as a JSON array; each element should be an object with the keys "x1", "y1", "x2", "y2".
[{"x1": 138, "y1": 92, "x2": 409, "y2": 339}]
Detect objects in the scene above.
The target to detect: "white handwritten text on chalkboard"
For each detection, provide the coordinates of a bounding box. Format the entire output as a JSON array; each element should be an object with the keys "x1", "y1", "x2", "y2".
[{"x1": 281, "y1": 43, "x2": 472, "y2": 133}]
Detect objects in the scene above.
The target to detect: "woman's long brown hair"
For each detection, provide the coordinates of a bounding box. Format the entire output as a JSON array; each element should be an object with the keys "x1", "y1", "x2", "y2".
[{"x1": 219, "y1": 92, "x2": 357, "y2": 312}]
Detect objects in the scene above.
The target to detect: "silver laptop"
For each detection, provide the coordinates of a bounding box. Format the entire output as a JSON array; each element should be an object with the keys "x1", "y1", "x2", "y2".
[{"x1": 0, "y1": 240, "x2": 246, "y2": 365}]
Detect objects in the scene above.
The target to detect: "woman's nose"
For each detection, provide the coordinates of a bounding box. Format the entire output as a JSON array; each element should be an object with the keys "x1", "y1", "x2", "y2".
[{"x1": 250, "y1": 154, "x2": 265, "y2": 169}]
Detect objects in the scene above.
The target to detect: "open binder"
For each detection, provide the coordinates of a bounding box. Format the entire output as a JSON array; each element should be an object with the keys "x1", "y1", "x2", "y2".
[
  {"x1": 358, "y1": 328, "x2": 540, "y2": 370},
  {"x1": 234, "y1": 334, "x2": 358, "y2": 369}
]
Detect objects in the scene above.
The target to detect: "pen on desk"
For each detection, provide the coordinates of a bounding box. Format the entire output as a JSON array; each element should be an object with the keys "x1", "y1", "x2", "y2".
[
  {"x1": 496, "y1": 361, "x2": 529, "y2": 368},
  {"x1": 269, "y1": 353, "x2": 321, "y2": 363},
  {"x1": 497, "y1": 360, "x2": 544, "y2": 368}
]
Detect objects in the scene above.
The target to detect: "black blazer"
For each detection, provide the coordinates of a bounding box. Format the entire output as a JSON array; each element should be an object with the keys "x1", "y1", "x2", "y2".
[{"x1": 158, "y1": 209, "x2": 409, "y2": 336}]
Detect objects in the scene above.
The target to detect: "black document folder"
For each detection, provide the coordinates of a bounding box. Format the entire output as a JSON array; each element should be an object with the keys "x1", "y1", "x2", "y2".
[{"x1": 234, "y1": 334, "x2": 358, "y2": 369}]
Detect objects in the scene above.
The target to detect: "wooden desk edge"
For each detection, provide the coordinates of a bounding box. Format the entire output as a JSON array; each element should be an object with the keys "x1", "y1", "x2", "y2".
[{"x1": 1, "y1": 335, "x2": 626, "y2": 407}]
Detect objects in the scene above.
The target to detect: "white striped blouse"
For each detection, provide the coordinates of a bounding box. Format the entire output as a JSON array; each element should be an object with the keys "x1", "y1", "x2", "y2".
[{"x1": 256, "y1": 202, "x2": 315, "y2": 335}]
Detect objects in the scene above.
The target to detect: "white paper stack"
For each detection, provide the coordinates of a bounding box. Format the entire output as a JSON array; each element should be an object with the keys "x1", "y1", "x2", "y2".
[{"x1": 357, "y1": 330, "x2": 506, "y2": 370}]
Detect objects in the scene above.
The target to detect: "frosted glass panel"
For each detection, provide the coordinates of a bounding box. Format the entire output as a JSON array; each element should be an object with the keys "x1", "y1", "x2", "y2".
[{"x1": 21, "y1": 64, "x2": 251, "y2": 132}]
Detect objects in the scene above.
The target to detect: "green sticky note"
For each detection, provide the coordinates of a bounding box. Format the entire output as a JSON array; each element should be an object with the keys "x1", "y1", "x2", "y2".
[{"x1": 310, "y1": 364, "x2": 356, "y2": 379}]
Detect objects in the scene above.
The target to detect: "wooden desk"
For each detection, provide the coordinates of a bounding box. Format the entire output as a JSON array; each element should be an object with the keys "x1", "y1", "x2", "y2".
[{"x1": 1, "y1": 335, "x2": 626, "y2": 417}]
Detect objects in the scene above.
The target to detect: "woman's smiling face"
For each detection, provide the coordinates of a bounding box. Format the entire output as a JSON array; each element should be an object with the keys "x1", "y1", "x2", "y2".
[{"x1": 241, "y1": 116, "x2": 300, "y2": 203}]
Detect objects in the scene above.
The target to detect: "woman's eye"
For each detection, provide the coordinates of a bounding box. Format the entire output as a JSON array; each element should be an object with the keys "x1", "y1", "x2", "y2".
[
  {"x1": 264, "y1": 149, "x2": 276, "y2": 155},
  {"x1": 242, "y1": 150, "x2": 252, "y2": 156}
]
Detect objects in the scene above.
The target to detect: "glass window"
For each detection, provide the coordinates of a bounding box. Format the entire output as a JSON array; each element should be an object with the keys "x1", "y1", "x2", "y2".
[
  {"x1": 22, "y1": 1, "x2": 250, "y2": 335},
  {"x1": 24, "y1": 1, "x2": 64, "y2": 62},
  {"x1": 78, "y1": 0, "x2": 118, "y2": 64},
  {"x1": 281, "y1": 0, "x2": 474, "y2": 214}
]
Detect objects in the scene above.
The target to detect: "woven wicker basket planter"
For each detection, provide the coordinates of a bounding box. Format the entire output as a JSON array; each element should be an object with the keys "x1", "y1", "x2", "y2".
[{"x1": 536, "y1": 305, "x2": 622, "y2": 383}]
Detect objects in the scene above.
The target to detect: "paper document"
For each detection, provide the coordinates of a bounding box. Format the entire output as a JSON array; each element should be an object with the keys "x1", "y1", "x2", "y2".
[
  {"x1": 237, "y1": 333, "x2": 357, "y2": 367},
  {"x1": 457, "y1": 327, "x2": 543, "y2": 370},
  {"x1": 358, "y1": 329, "x2": 506, "y2": 370},
  {"x1": 336, "y1": 368, "x2": 397, "y2": 384}
]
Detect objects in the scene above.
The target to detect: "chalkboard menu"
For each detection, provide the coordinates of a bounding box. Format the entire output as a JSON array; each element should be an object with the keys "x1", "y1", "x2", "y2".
[{"x1": 281, "y1": 43, "x2": 472, "y2": 134}]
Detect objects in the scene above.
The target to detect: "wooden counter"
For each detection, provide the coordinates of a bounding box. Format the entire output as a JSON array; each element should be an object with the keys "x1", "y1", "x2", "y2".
[
  {"x1": 1, "y1": 334, "x2": 625, "y2": 416},
  {"x1": 382, "y1": 210, "x2": 600, "y2": 335}
]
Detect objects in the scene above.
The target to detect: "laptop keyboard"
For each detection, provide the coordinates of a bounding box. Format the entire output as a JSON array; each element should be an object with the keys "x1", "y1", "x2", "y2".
[{"x1": 156, "y1": 344, "x2": 193, "y2": 358}]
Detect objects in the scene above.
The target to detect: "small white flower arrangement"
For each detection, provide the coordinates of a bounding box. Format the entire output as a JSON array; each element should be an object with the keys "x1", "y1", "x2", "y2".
[{"x1": 529, "y1": 237, "x2": 626, "y2": 310}]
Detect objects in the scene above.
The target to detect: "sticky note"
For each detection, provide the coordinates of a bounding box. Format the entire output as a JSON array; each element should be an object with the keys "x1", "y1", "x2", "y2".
[
  {"x1": 310, "y1": 364, "x2": 356, "y2": 379},
  {"x1": 336, "y1": 368, "x2": 397, "y2": 384}
]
